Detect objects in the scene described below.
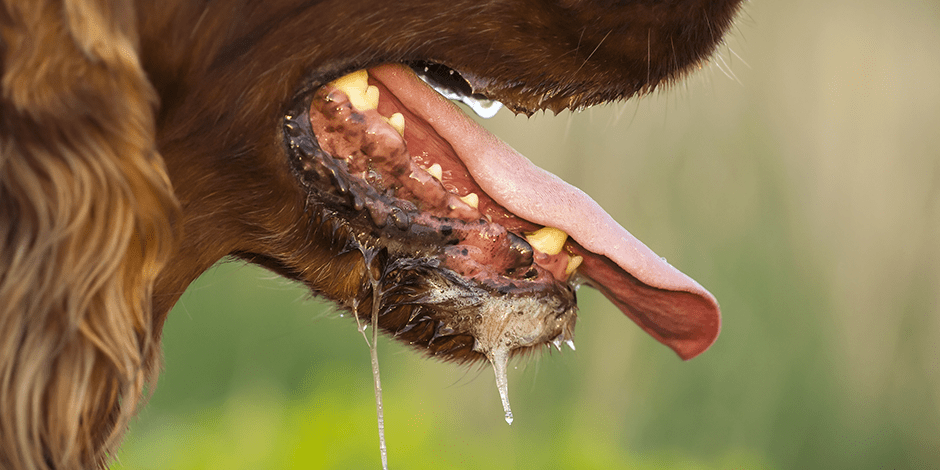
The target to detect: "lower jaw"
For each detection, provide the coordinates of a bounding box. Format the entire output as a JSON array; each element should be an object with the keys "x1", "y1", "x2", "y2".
[{"x1": 282, "y1": 68, "x2": 580, "y2": 365}]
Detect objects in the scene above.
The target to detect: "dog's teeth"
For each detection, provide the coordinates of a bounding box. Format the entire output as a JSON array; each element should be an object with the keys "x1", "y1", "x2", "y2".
[
  {"x1": 458, "y1": 192, "x2": 479, "y2": 209},
  {"x1": 330, "y1": 70, "x2": 379, "y2": 111},
  {"x1": 380, "y1": 112, "x2": 405, "y2": 135},
  {"x1": 330, "y1": 69, "x2": 368, "y2": 89},
  {"x1": 426, "y1": 163, "x2": 443, "y2": 181},
  {"x1": 387, "y1": 112, "x2": 405, "y2": 135},
  {"x1": 364, "y1": 85, "x2": 380, "y2": 109},
  {"x1": 525, "y1": 226, "x2": 567, "y2": 256},
  {"x1": 564, "y1": 254, "x2": 583, "y2": 276}
]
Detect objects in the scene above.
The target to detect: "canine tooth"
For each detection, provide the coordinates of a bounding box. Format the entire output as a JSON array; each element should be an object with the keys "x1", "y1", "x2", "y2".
[
  {"x1": 564, "y1": 255, "x2": 583, "y2": 276},
  {"x1": 459, "y1": 192, "x2": 479, "y2": 209},
  {"x1": 525, "y1": 226, "x2": 567, "y2": 256},
  {"x1": 426, "y1": 163, "x2": 443, "y2": 181},
  {"x1": 330, "y1": 69, "x2": 368, "y2": 90},
  {"x1": 388, "y1": 112, "x2": 405, "y2": 135},
  {"x1": 348, "y1": 89, "x2": 375, "y2": 111},
  {"x1": 329, "y1": 70, "x2": 378, "y2": 111},
  {"x1": 364, "y1": 85, "x2": 380, "y2": 109}
]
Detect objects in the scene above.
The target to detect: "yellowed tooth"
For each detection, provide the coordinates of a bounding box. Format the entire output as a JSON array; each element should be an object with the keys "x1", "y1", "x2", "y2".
[
  {"x1": 364, "y1": 85, "x2": 380, "y2": 109},
  {"x1": 459, "y1": 192, "x2": 479, "y2": 209},
  {"x1": 426, "y1": 163, "x2": 443, "y2": 181},
  {"x1": 565, "y1": 254, "x2": 583, "y2": 276},
  {"x1": 330, "y1": 69, "x2": 368, "y2": 91},
  {"x1": 329, "y1": 70, "x2": 378, "y2": 111},
  {"x1": 388, "y1": 112, "x2": 405, "y2": 135},
  {"x1": 525, "y1": 226, "x2": 568, "y2": 256}
]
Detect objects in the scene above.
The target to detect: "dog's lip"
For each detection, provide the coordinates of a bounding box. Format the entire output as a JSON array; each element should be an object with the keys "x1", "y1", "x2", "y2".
[
  {"x1": 369, "y1": 64, "x2": 720, "y2": 359},
  {"x1": 408, "y1": 62, "x2": 502, "y2": 118}
]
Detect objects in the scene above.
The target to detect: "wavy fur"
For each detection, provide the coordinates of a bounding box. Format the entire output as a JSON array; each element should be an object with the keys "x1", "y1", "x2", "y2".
[{"x1": 0, "y1": 1, "x2": 178, "y2": 468}]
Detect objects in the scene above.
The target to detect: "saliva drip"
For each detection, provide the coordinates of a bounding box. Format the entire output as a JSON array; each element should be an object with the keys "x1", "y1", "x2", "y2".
[
  {"x1": 487, "y1": 346, "x2": 514, "y2": 425},
  {"x1": 416, "y1": 74, "x2": 504, "y2": 119},
  {"x1": 353, "y1": 246, "x2": 389, "y2": 470},
  {"x1": 456, "y1": 94, "x2": 503, "y2": 119}
]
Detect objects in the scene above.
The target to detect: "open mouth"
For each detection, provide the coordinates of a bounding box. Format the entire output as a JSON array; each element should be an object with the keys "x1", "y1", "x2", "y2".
[{"x1": 283, "y1": 62, "x2": 720, "y2": 369}]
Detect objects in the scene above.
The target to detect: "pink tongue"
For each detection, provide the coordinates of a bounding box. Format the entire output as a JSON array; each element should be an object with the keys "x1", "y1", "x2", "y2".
[{"x1": 369, "y1": 64, "x2": 720, "y2": 360}]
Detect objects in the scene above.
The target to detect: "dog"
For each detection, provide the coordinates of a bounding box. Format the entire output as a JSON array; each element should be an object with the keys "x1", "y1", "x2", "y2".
[{"x1": 0, "y1": 0, "x2": 743, "y2": 468}]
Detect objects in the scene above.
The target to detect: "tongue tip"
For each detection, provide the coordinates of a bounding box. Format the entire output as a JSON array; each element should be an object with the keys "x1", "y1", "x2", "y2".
[
  {"x1": 668, "y1": 291, "x2": 721, "y2": 361},
  {"x1": 646, "y1": 266, "x2": 722, "y2": 361},
  {"x1": 615, "y1": 281, "x2": 720, "y2": 361},
  {"x1": 577, "y1": 247, "x2": 721, "y2": 360}
]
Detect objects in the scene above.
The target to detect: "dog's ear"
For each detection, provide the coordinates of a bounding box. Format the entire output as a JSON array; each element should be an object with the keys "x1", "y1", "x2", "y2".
[{"x1": 0, "y1": 1, "x2": 178, "y2": 468}]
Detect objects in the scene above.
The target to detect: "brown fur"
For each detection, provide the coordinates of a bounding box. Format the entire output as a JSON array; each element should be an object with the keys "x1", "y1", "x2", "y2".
[{"x1": 0, "y1": 0, "x2": 742, "y2": 468}]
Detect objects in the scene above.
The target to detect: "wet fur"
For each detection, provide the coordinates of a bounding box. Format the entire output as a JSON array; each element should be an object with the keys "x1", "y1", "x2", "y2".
[{"x1": 0, "y1": 0, "x2": 742, "y2": 468}]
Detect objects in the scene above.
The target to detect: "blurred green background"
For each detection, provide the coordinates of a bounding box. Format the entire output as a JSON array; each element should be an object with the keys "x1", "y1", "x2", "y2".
[{"x1": 115, "y1": 2, "x2": 940, "y2": 469}]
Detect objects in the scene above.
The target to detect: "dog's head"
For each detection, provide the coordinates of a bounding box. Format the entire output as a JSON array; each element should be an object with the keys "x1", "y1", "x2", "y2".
[
  {"x1": 0, "y1": 0, "x2": 742, "y2": 467},
  {"x1": 148, "y1": 0, "x2": 741, "y2": 365}
]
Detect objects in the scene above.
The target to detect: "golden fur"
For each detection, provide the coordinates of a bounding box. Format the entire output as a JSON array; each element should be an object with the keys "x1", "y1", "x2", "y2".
[{"x1": 1, "y1": 1, "x2": 177, "y2": 468}]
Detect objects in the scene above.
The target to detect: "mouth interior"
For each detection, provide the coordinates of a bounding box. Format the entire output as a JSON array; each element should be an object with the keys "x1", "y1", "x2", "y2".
[
  {"x1": 307, "y1": 67, "x2": 576, "y2": 287},
  {"x1": 297, "y1": 63, "x2": 721, "y2": 361}
]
